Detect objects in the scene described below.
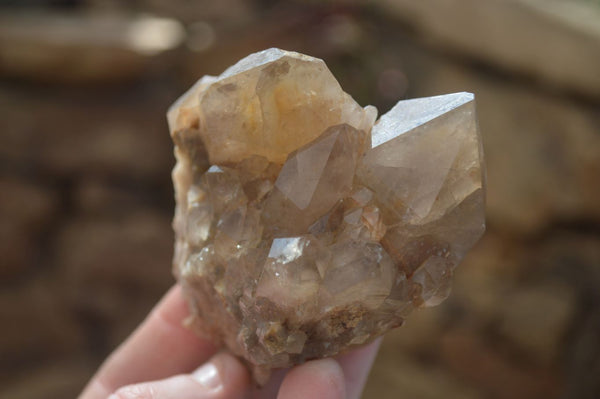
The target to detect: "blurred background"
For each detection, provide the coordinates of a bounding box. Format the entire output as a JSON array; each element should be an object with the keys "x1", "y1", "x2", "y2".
[{"x1": 1, "y1": 0, "x2": 599, "y2": 398}]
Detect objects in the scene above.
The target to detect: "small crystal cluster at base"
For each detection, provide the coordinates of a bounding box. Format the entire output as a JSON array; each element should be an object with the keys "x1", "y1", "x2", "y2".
[{"x1": 167, "y1": 48, "x2": 485, "y2": 384}]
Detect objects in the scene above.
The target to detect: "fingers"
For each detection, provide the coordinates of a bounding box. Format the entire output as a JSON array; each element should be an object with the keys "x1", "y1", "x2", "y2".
[
  {"x1": 275, "y1": 338, "x2": 382, "y2": 399},
  {"x1": 80, "y1": 282, "x2": 381, "y2": 399},
  {"x1": 109, "y1": 352, "x2": 250, "y2": 399},
  {"x1": 277, "y1": 358, "x2": 346, "y2": 399},
  {"x1": 337, "y1": 338, "x2": 382, "y2": 399},
  {"x1": 80, "y1": 285, "x2": 217, "y2": 399}
]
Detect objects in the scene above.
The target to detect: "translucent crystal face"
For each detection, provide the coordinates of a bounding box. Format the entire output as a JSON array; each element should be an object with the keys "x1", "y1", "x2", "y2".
[{"x1": 168, "y1": 48, "x2": 485, "y2": 383}]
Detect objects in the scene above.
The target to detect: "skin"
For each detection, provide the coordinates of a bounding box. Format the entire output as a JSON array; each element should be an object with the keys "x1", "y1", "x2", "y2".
[{"x1": 79, "y1": 285, "x2": 381, "y2": 399}]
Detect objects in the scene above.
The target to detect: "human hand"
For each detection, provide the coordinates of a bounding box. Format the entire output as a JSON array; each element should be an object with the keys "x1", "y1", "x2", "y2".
[{"x1": 79, "y1": 285, "x2": 381, "y2": 399}]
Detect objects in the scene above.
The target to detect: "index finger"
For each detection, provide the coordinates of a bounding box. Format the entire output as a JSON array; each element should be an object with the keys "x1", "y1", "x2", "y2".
[{"x1": 79, "y1": 285, "x2": 217, "y2": 399}]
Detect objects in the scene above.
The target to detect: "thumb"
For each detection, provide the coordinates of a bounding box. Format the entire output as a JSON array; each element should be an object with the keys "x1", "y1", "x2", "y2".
[{"x1": 108, "y1": 352, "x2": 249, "y2": 399}]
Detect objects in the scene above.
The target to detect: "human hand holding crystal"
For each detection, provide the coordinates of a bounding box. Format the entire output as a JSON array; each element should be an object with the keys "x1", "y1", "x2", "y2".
[
  {"x1": 79, "y1": 285, "x2": 381, "y2": 399},
  {"x1": 80, "y1": 48, "x2": 484, "y2": 399}
]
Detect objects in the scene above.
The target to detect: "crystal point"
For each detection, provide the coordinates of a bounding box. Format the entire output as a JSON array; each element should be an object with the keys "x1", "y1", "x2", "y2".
[
  {"x1": 168, "y1": 49, "x2": 485, "y2": 383},
  {"x1": 358, "y1": 92, "x2": 483, "y2": 224}
]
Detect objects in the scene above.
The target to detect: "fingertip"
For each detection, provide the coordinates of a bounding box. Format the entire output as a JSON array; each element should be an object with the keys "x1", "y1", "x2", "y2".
[
  {"x1": 84, "y1": 285, "x2": 218, "y2": 397},
  {"x1": 108, "y1": 353, "x2": 251, "y2": 399},
  {"x1": 192, "y1": 352, "x2": 250, "y2": 399},
  {"x1": 337, "y1": 338, "x2": 382, "y2": 399},
  {"x1": 278, "y1": 358, "x2": 345, "y2": 399},
  {"x1": 216, "y1": 352, "x2": 251, "y2": 395}
]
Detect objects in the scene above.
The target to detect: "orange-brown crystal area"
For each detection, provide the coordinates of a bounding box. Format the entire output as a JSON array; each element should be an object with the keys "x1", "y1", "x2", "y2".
[{"x1": 168, "y1": 48, "x2": 485, "y2": 383}]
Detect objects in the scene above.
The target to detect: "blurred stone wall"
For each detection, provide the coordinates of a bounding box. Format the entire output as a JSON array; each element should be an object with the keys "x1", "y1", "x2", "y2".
[{"x1": 0, "y1": 1, "x2": 599, "y2": 398}]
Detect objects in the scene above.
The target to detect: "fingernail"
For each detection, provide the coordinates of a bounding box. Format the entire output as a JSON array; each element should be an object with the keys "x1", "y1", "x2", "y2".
[{"x1": 192, "y1": 362, "x2": 222, "y2": 390}]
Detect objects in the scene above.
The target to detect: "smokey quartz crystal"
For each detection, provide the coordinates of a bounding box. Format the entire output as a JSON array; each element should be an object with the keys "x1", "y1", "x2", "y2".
[{"x1": 167, "y1": 48, "x2": 485, "y2": 383}]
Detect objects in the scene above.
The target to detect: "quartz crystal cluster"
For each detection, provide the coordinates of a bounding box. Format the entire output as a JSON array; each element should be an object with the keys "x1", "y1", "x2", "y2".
[{"x1": 167, "y1": 48, "x2": 485, "y2": 382}]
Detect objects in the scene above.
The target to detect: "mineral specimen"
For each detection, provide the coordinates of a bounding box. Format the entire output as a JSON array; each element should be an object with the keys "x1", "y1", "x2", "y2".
[{"x1": 168, "y1": 48, "x2": 485, "y2": 383}]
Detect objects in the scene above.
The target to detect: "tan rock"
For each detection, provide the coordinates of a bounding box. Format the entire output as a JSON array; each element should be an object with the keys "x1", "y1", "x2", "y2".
[
  {"x1": 0, "y1": 13, "x2": 185, "y2": 84},
  {"x1": 372, "y1": 0, "x2": 600, "y2": 97}
]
